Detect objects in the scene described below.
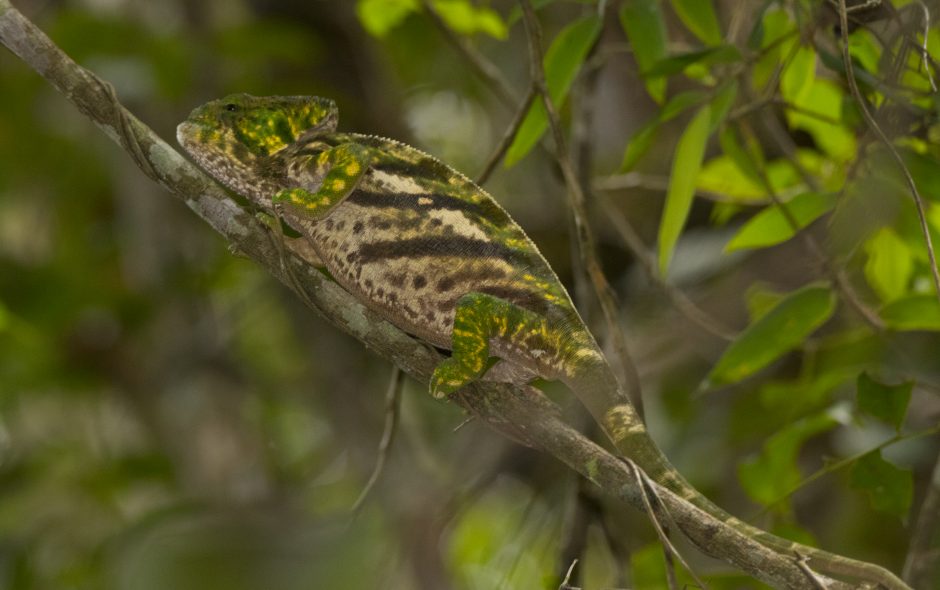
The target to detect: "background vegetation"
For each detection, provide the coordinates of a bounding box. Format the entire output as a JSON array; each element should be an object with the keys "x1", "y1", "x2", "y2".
[{"x1": 0, "y1": 0, "x2": 938, "y2": 588}]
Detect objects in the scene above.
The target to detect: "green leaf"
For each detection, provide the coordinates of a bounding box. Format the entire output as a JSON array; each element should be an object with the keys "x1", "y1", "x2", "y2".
[
  {"x1": 787, "y1": 80, "x2": 856, "y2": 161},
  {"x1": 644, "y1": 45, "x2": 741, "y2": 78},
  {"x1": 856, "y1": 373, "x2": 912, "y2": 431},
  {"x1": 780, "y1": 45, "x2": 816, "y2": 105},
  {"x1": 863, "y1": 228, "x2": 912, "y2": 303},
  {"x1": 696, "y1": 155, "x2": 766, "y2": 202},
  {"x1": 356, "y1": 0, "x2": 417, "y2": 37},
  {"x1": 725, "y1": 192, "x2": 837, "y2": 252},
  {"x1": 505, "y1": 15, "x2": 601, "y2": 166},
  {"x1": 705, "y1": 283, "x2": 837, "y2": 387},
  {"x1": 709, "y1": 80, "x2": 738, "y2": 131},
  {"x1": 658, "y1": 105, "x2": 712, "y2": 276},
  {"x1": 357, "y1": 0, "x2": 507, "y2": 39},
  {"x1": 745, "y1": 282, "x2": 785, "y2": 322},
  {"x1": 850, "y1": 451, "x2": 913, "y2": 518},
  {"x1": 881, "y1": 295, "x2": 940, "y2": 331},
  {"x1": 670, "y1": 0, "x2": 722, "y2": 45},
  {"x1": 620, "y1": 0, "x2": 668, "y2": 102},
  {"x1": 434, "y1": 0, "x2": 508, "y2": 39},
  {"x1": 618, "y1": 90, "x2": 707, "y2": 172},
  {"x1": 719, "y1": 125, "x2": 764, "y2": 185},
  {"x1": 738, "y1": 411, "x2": 839, "y2": 505}
]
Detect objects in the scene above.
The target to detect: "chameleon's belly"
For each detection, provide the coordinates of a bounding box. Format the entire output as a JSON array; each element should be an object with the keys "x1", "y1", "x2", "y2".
[{"x1": 296, "y1": 186, "x2": 578, "y2": 356}]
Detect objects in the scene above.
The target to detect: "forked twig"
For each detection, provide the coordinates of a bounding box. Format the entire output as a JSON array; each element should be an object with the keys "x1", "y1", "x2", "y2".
[
  {"x1": 835, "y1": 0, "x2": 940, "y2": 306},
  {"x1": 351, "y1": 365, "x2": 405, "y2": 515}
]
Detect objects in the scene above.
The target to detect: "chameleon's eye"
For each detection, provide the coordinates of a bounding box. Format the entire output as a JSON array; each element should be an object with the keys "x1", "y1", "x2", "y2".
[{"x1": 224, "y1": 103, "x2": 238, "y2": 112}]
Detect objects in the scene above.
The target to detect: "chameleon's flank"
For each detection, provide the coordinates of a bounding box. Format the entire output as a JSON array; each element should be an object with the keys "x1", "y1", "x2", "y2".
[{"x1": 177, "y1": 93, "x2": 714, "y2": 530}]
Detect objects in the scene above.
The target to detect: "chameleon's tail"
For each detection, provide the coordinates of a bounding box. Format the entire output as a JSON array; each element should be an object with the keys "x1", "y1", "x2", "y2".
[
  {"x1": 562, "y1": 356, "x2": 911, "y2": 590},
  {"x1": 561, "y1": 354, "x2": 695, "y2": 496}
]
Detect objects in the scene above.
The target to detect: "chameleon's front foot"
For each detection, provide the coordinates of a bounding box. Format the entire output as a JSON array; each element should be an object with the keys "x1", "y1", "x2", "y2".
[{"x1": 429, "y1": 358, "x2": 474, "y2": 399}]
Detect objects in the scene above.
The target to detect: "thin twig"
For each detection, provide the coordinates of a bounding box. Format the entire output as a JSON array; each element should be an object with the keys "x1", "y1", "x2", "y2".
[
  {"x1": 418, "y1": 0, "x2": 518, "y2": 110},
  {"x1": 594, "y1": 172, "x2": 764, "y2": 204},
  {"x1": 351, "y1": 365, "x2": 405, "y2": 515},
  {"x1": 836, "y1": 0, "x2": 940, "y2": 305},
  {"x1": 903, "y1": 447, "x2": 940, "y2": 586},
  {"x1": 518, "y1": 0, "x2": 644, "y2": 416},
  {"x1": 754, "y1": 423, "x2": 940, "y2": 518},
  {"x1": 796, "y1": 552, "x2": 830, "y2": 590},
  {"x1": 597, "y1": 194, "x2": 737, "y2": 341},
  {"x1": 733, "y1": 118, "x2": 886, "y2": 331},
  {"x1": 624, "y1": 458, "x2": 708, "y2": 590},
  {"x1": 558, "y1": 559, "x2": 579, "y2": 590},
  {"x1": 476, "y1": 86, "x2": 537, "y2": 185}
]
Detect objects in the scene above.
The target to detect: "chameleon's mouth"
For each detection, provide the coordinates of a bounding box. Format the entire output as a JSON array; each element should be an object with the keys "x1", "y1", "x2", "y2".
[{"x1": 176, "y1": 121, "x2": 198, "y2": 153}]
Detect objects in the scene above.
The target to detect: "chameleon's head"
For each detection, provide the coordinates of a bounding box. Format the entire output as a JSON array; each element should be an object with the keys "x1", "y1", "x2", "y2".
[{"x1": 177, "y1": 94, "x2": 337, "y2": 198}]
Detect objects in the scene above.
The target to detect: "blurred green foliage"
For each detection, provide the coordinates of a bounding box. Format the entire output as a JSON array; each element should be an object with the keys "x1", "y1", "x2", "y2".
[{"x1": 1, "y1": 0, "x2": 939, "y2": 588}]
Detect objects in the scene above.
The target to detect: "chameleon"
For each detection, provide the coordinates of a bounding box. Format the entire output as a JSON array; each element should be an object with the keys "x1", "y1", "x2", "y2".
[
  {"x1": 176, "y1": 94, "x2": 653, "y2": 463},
  {"x1": 176, "y1": 95, "x2": 909, "y2": 590}
]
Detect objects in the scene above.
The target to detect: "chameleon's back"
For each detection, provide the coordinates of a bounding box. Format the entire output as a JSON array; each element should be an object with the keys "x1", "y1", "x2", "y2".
[
  {"x1": 177, "y1": 94, "x2": 598, "y2": 382},
  {"x1": 284, "y1": 132, "x2": 592, "y2": 370}
]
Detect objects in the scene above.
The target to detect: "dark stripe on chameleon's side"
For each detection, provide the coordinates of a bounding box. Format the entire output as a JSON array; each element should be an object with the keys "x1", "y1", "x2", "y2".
[
  {"x1": 356, "y1": 236, "x2": 533, "y2": 267},
  {"x1": 476, "y1": 285, "x2": 556, "y2": 318},
  {"x1": 347, "y1": 190, "x2": 512, "y2": 227}
]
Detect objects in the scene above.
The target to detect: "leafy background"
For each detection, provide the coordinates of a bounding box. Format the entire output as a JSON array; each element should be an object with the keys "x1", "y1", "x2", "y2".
[{"x1": 0, "y1": 0, "x2": 938, "y2": 588}]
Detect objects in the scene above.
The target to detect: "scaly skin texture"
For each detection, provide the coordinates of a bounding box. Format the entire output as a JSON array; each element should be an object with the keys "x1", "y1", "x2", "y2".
[{"x1": 177, "y1": 95, "x2": 908, "y2": 589}]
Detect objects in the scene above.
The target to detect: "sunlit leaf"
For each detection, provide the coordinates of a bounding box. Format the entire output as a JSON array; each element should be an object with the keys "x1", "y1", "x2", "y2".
[
  {"x1": 434, "y1": 0, "x2": 508, "y2": 39},
  {"x1": 505, "y1": 15, "x2": 601, "y2": 166},
  {"x1": 864, "y1": 228, "x2": 912, "y2": 303},
  {"x1": 881, "y1": 295, "x2": 940, "y2": 331},
  {"x1": 696, "y1": 155, "x2": 766, "y2": 202},
  {"x1": 620, "y1": 0, "x2": 668, "y2": 103},
  {"x1": 786, "y1": 80, "x2": 856, "y2": 161},
  {"x1": 738, "y1": 411, "x2": 839, "y2": 506},
  {"x1": 856, "y1": 373, "x2": 912, "y2": 431},
  {"x1": 705, "y1": 283, "x2": 837, "y2": 387},
  {"x1": 849, "y1": 28, "x2": 882, "y2": 74},
  {"x1": 725, "y1": 192, "x2": 837, "y2": 252},
  {"x1": 850, "y1": 451, "x2": 913, "y2": 518},
  {"x1": 356, "y1": 0, "x2": 417, "y2": 37},
  {"x1": 658, "y1": 105, "x2": 712, "y2": 276},
  {"x1": 780, "y1": 45, "x2": 816, "y2": 105},
  {"x1": 358, "y1": 0, "x2": 507, "y2": 39},
  {"x1": 751, "y1": 9, "x2": 796, "y2": 91},
  {"x1": 669, "y1": 0, "x2": 722, "y2": 45}
]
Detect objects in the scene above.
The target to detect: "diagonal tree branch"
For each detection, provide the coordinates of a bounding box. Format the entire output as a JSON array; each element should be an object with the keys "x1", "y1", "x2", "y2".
[{"x1": 0, "y1": 2, "x2": 910, "y2": 588}]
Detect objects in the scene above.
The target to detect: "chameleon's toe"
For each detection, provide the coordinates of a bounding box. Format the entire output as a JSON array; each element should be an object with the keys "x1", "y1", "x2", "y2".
[{"x1": 430, "y1": 360, "x2": 468, "y2": 399}]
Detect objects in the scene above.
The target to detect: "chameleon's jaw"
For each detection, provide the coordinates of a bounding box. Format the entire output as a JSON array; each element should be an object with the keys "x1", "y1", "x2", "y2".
[{"x1": 176, "y1": 120, "x2": 274, "y2": 203}]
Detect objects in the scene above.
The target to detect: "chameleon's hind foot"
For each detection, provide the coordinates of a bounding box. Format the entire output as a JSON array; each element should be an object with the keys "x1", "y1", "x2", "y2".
[{"x1": 430, "y1": 358, "x2": 475, "y2": 399}]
